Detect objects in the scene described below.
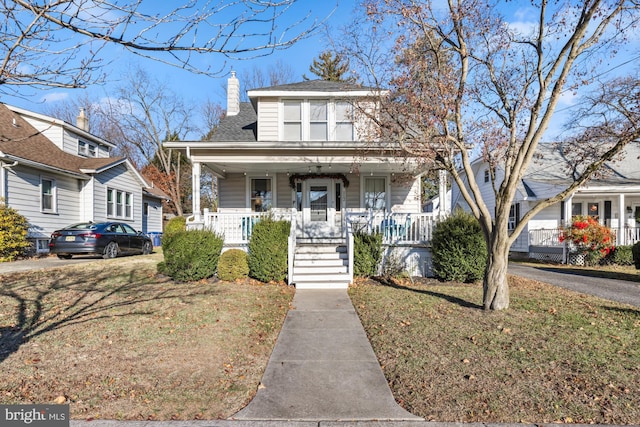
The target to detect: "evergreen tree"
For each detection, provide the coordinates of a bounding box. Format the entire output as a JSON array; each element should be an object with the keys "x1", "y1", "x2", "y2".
[{"x1": 304, "y1": 51, "x2": 353, "y2": 82}]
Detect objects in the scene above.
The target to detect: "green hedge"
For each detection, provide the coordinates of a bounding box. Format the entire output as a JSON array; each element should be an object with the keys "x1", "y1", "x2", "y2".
[
  {"x1": 159, "y1": 229, "x2": 223, "y2": 281},
  {"x1": 248, "y1": 218, "x2": 290, "y2": 282},
  {"x1": 353, "y1": 231, "x2": 383, "y2": 277},
  {"x1": 218, "y1": 249, "x2": 250, "y2": 281},
  {"x1": 431, "y1": 210, "x2": 487, "y2": 282},
  {"x1": 0, "y1": 202, "x2": 31, "y2": 262}
]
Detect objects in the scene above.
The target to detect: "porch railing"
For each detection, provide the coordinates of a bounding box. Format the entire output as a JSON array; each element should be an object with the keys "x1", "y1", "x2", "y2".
[
  {"x1": 345, "y1": 211, "x2": 436, "y2": 244},
  {"x1": 528, "y1": 226, "x2": 640, "y2": 248}
]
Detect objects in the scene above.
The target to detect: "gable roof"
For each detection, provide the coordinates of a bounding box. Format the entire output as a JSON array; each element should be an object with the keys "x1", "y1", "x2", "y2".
[
  {"x1": 210, "y1": 103, "x2": 257, "y2": 143},
  {"x1": 0, "y1": 103, "x2": 125, "y2": 178},
  {"x1": 251, "y1": 79, "x2": 377, "y2": 93}
]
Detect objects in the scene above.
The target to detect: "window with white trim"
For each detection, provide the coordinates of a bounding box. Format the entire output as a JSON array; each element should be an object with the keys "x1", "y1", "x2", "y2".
[
  {"x1": 107, "y1": 188, "x2": 133, "y2": 219},
  {"x1": 508, "y1": 203, "x2": 520, "y2": 231},
  {"x1": 41, "y1": 177, "x2": 56, "y2": 213},
  {"x1": 310, "y1": 100, "x2": 328, "y2": 141},
  {"x1": 364, "y1": 177, "x2": 386, "y2": 210},
  {"x1": 283, "y1": 100, "x2": 302, "y2": 141},
  {"x1": 250, "y1": 178, "x2": 272, "y2": 212},
  {"x1": 336, "y1": 101, "x2": 354, "y2": 141}
]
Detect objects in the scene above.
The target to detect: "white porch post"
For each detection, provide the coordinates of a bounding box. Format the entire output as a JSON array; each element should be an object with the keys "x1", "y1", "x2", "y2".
[
  {"x1": 192, "y1": 162, "x2": 201, "y2": 220},
  {"x1": 564, "y1": 194, "x2": 573, "y2": 226},
  {"x1": 618, "y1": 193, "x2": 626, "y2": 245},
  {"x1": 438, "y1": 169, "x2": 448, "y2": 218}
]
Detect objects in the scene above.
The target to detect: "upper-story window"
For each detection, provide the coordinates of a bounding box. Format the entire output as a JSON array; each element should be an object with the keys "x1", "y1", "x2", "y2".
[
  {"x1": 336, "y1": 101, "x2": 354, "y2": 141},
  {"x1": 78, "y1": 140, "x2": 97, "y2": 157},
  {"x1": 284, "y1": 100, "x2": 302, "y2": 141},
  {"x1": 282, "y1": 99, "x2": 355, "y2": 141}
]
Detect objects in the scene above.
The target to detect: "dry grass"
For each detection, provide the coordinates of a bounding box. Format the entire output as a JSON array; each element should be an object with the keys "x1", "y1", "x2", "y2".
[
  {"x1": 349, "y1": 276, "x2": 640, "y2": 425},
  {"x1": 0, "y1": 253, "x2": 293, "y2": 420}
]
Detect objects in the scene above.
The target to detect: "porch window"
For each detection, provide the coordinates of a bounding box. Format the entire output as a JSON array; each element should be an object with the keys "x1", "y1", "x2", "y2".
[
  {"x1": 251, "y1": 178, "x2": 272, "y2": 212},
  {"x1": 571, "y1": 202, "x2": 583, "y2": 217},
  {"x1": 310, "y1": 100, "x2": 328, "y2": 141},
  {"x1": 588, "y1": 202, "x2": 599, "y2": 218},
  {"x1": 295, "y1": 182, "x2": 302, "y2": 211},
  {"x1": 41, "y1": 177, "x2": 56, "y2": 213},
  {"x1": 283, "y1": 100, "x2": 302, "y2": 141},
  {"x1": 336, "y1": 101, "x2": 354, "y2": 141},
  {"x1": 364, "y1": 177, "x2": 386, "y2": 210}
]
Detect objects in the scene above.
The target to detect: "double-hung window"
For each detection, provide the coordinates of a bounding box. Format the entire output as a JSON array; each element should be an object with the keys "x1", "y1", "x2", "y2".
[
  {"x1": 336, "y1": 101, "x2": 354, "y2": 141},
  {"x1": 41, "y1": 177, "x2": 56, "y2": 213},
  {"x1": 250, "y1": 178, "x2": 272, "y2": 212},
  {"x1": 283, "y1": 100, "x2": 302, "y2": 141},
  {"x1": 364, "y1": 177, "x2": 386, "y2": 210},
  {"x1": 310, "y1": 100, "x2": 328, "y2": 141},
  {"x1": 107, "y1": 188, "x2": 133, "y2": 219}
]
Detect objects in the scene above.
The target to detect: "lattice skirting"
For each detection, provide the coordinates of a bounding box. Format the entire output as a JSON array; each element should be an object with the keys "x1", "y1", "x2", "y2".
[{"x1": 528, "y1": 251, "x2": 564, "y2": 263}]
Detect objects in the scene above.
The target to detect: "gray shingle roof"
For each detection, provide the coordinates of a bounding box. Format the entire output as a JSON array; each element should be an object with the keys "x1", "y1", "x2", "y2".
[{"x1": 210, "y1": 103, "x2": 257, "y2": 142}]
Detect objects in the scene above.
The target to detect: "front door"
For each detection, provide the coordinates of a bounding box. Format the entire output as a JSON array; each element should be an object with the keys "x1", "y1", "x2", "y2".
[{"x1": 300, "y1": 179, "x2": 341, "y2": 238}]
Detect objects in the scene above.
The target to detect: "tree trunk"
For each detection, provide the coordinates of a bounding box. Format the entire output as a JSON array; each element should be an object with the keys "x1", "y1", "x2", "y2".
[{"x1": 483, "y1": 235, "x2": 511, "y2": 310}]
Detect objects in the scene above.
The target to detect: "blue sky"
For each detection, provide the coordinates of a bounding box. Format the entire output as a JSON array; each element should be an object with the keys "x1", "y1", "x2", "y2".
[{"x1": 2, "y1": 0, "x2": 638, "y2": 141}]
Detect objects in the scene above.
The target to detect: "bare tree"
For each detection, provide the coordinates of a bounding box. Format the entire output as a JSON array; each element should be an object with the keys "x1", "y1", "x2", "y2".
[
  {"x1": 1, "y1": 0, "x2": 331, "y2": 96},
  {"x1": 355, "y1": 0, "x2": 640, "y2": 310},
  {"x1": 102, "y1": 67, "x2": 196, "y2": 216}
]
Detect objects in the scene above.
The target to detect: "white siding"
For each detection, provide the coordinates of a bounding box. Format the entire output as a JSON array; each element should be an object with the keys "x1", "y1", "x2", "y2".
[
  {"x1": 21, "y1": 116, "x2": 65, "y2": 151},
  {"x1": 219, "y1": 173, "x2": 248, "y2": 211},
  {"x1": 5, "y1": 165, "x2": 82, "y2": 238},
  {"x1": 257, "y1": 97, "x2": 279, "y2": 141},
  {"x1": 345, "y1": 176, "x2": 360, "y2": 209},
  {"x1": 275, "y1": 173, "x2": 292, "y2": 209},
  {"x1": 390, "y1": 175, "x2": 421, "y2": 212}
]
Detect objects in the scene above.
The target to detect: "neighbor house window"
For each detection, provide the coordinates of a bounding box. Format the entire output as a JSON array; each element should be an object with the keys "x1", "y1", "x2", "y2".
[
  {"x1": 364, "y1": 177, "x2": 386, "y2": 210},
  {"x1": 41, "y1": 177, "x2": 56, "y2": 213},
  {"x1": 78, "y1": 140, "x2": 97, "y2": 157},
  {"x1": 107, "y1": 188, "x2": 133, "y2": 219},
  {"x1": 508, "y1": 203, "x2": 520, "y2": 231},
  {"x1": 484, "y1": 169, "x2": 490, "y2": 183},
  {"x1": 251, "y1": 178, "x2": 272, "y2": 212},
  {"x1": 78, "y1": 141, "x2": 87, "y2": 156},
  {"x1": 336, "y1": 101, "x2": 354, "y2": 141},
  {"x1": 283, "y1": 100, "x2": 302, "y2": 141},
  {"x1": 310, "y1": 100, "x2": 328, "y2": 141}
]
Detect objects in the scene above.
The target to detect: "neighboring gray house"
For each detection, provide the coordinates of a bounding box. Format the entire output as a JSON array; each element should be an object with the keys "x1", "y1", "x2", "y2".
[
  {"x1": 451, "y1": 143, "x2": 640, "y2": 262},
  {"x1": 166, "y1": 74, "x2": 446, "y2": 286},
  {"x1": 0, "y1": 103, "x2": 164, "y2": 254}
]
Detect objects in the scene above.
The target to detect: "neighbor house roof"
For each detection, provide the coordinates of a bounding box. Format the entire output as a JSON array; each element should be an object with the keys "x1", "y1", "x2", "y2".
[{"x1": 0, "y1": 103, "x2": 125, "y2": 178}]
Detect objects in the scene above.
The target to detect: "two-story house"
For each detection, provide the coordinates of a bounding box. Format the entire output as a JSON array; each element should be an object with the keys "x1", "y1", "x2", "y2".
[
  {"x1": 0, "y1": 103, "x2": 165, "y2": 254},
  {"x1": 166, "y1": 74, "x2": 444, "y2": 286}
]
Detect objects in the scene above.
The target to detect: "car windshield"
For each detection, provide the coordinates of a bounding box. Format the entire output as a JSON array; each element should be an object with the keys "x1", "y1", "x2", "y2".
[{"x1": 65, "y1": 223, "x2": 99, "y2": 231}]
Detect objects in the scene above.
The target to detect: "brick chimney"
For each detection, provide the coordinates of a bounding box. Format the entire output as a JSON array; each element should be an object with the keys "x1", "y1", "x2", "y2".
[
  {"x1": 76, "y1": 108, "x2": 89, "y2": 131},
  {"x1": 227, "y1": 71, "x2": 240, "y2": 116}
]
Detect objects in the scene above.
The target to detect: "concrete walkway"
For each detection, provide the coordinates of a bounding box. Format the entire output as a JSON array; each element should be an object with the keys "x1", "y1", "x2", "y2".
[{"x1": 232, "y1": 289, "x2": 420, "y2": 421}]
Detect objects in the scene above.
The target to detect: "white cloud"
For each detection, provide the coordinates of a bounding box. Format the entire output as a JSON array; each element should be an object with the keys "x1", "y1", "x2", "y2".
[{"x1": 39, "y1": 92, "x2": 69, "y2": 103}]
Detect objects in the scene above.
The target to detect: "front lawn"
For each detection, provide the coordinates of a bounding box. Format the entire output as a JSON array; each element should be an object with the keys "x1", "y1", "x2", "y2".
[
  {"x1": 0, "y1": 253, "x2": 293, "y2": 420},
  {"x1": 349, "y1": 276, "x2": 640, "y2": 424}
]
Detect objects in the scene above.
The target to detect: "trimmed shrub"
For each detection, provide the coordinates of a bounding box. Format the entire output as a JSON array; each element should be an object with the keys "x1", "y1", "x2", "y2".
[
  {"x1": 0, "y1": 202, "x2": 31, "y2": 262},
  {"x1": 431, "y1": 210, "x2": 487, "y2": 282},
  {"x1": 248, "y1": 218, "x2": 290, "y2": 282},
  {"x1": 164, "y1": 216, "x2": 186, "y2": 238},
  {"x1": 353, "y1": 231, "x2": 383, "y2": 277},
  {"x1": 602, "y1": 245, "x2": 634, "y2": 266},
  {"x1": 159, "y1": 229, "x2": 223, "y2": 281},
  {"x1": 218, "y1": 249, "x2": 250, "y2": 281},
  {"x1": 633, "y1": 241, "x2": 640, "y2": 270}
]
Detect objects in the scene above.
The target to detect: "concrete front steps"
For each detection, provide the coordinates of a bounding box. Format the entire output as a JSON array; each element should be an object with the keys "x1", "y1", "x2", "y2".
[{"x1": 291, "y1": 241, "x2": 351, "y2": 289}]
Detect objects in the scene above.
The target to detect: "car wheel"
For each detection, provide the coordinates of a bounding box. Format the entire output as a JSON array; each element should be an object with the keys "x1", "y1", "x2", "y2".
[
  {"x1": 103, "y1": 242, "x2": 119, "y2": 259},
  {"x1": 142, "y1": 241, "x2": 152, "y2": 255},
  {"x1": 57, "y1": 254, "x2": 72, "y2": 259}
]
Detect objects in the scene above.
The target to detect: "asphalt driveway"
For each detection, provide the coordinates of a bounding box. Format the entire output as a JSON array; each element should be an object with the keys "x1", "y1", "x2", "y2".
[
  {"x1": 0, "y1": 255, "x2": 125, "y2": 275},
  {"x1": 509, "y1": 263, "x2": 640, "y2": 308}
]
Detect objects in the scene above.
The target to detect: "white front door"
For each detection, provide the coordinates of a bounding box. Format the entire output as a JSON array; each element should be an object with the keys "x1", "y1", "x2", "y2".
[{"x1": 301, "y1": 179, "x2": 341, "y2": 237}]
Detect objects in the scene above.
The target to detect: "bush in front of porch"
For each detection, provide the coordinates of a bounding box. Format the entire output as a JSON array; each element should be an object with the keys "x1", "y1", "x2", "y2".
[
  {"x1": 354, "y1": 231, "x2": 383, "y2": 277},
  {"x1": 248, "y1": 218, "x2": 290, "y2": 283},
  {"x1": 159, "y1": 229, "x2": 224, "y2": 281}
]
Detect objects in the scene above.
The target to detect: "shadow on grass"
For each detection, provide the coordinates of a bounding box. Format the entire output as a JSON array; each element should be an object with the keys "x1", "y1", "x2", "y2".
[
  {"x1": 372, "y1": 277, "x2": 483, "y2": 310},
  {"x1": 0, "y1": 266, "x2": 219, "y2": 363},
  {"x1": 601, "y1": 305, "x2": 640, "y2": 316}
]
